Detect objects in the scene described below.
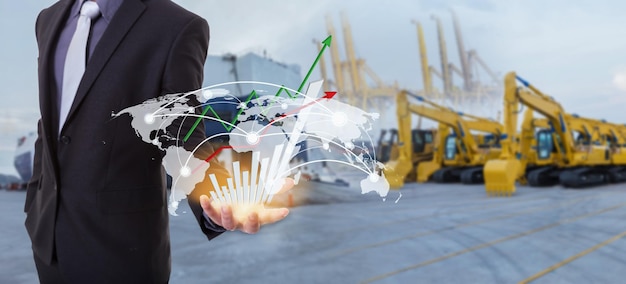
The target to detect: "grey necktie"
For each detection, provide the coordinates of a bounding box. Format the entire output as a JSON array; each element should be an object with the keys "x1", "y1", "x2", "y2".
[{"x1": 59, "y1": 1, "x2": 100, "y2": 135}]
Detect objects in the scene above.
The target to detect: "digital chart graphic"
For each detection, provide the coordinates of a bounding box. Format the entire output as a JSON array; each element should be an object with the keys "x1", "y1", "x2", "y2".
[{"x1": 113, "y1": 36, "x2": 390, "y2": 215}]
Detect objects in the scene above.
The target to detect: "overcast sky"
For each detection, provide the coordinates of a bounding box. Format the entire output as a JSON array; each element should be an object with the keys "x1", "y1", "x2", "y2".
[{"x1": 1, "y1": 0, "x2": 626, "y2": 174}]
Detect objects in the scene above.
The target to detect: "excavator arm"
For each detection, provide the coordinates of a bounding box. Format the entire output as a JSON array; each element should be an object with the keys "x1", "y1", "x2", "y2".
[
  {"x1": 485, "y1": 72, "x2": 615, "y2": 195},
  {"x1": 418, "y1": 123, "x2": 449, "y2": 182},
  {"x1": 384, "y1": 91, "x2": 416, "y2": 188},
  {"x1": 406, "y1": 93, "x2": 482, "y2": 160},
  {"x1": 385, "y1": 90, "x2": 503, "y2": 188},
  {"x1": 484, "y1": 72, "x2": 573, "y2": 195},
  {"x1": 463, "y1": 119, "x2": 501, "y2": 135}
]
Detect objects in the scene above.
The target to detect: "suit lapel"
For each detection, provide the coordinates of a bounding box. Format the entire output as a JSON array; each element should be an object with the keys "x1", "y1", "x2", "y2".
[
  {"x1": 38, "y1": 0, "x2": 73, "y2": 139},
  {"x1": 62, "y1": 0, "x2": 146, "y2": 130},
  {"x1": 37, "y1": 0, "x2": 73, "y2": 182}
]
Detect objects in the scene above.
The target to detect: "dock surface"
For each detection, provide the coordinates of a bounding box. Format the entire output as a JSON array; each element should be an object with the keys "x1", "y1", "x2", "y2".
[{"x1": 2, "y1": 182, "x2": 626, "y2": 283}]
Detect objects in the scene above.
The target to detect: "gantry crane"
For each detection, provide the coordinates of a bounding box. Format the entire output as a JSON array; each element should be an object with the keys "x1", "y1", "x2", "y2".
[
  {"x1": 411, "y1": 19, "x2": 448, "y2": 102},
  {"x1": 411, "y1": 20, "x2": 435, "y2": 98},
  {"x1": 415, "y1": 10, "x2": 501, "y2": 108},
  {"x1": 450, "y1": 9, "x2": 472, "y2": 92},
  {"x1": 431, "y1": 14, "x2": 454, "y2": 101},
  {"x1": 320, "y1": 13, "x2": 399, "y2": 110}
]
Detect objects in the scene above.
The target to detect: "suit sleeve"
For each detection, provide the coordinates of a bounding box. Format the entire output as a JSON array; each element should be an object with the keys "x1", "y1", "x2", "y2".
[
  {"x1": 24, "y1": 120, "x2": 43, "y2": 213},
  {"x1": 26, "y1": 12, "x2": 46, "y2": 213},
  {"x1": 161, "y1": 16, "x2": 230, "y2": 240}
]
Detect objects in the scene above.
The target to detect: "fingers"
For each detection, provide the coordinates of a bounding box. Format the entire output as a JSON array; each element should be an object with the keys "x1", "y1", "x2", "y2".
[
  {"x1": 220, "y1": 204, "x2": 236, "y2": 231},
  {"x1": 242, "y1": 212, "x2": 260, "y2": 234},
  {"x1": 259, "y1": 207, "x2": 290, "y2": 226},
  {"x1": 200, "y1": 195, "x2": 222, "y2": 226},
  {"x1": 275, "y1": 178, "x2": 295, "y2": 195},
  {"x1": 201, "y1": 195, "x2": 291, "y2": 234}
]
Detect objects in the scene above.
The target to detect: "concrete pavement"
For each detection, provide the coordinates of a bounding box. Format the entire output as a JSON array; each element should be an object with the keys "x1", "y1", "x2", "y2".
[{"x1": 2, "y1": 182, "x2": 626, "y2": 283}]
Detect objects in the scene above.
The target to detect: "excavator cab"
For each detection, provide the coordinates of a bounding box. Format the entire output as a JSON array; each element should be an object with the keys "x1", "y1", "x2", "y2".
[
  {"x1": 573, "y1": 130, "x2": 591, "y2": 147},
  {"x1": 536, "y1": 130, "x2": 554, "y2": 161},
  {"x1": 383, "y1": 126, "x2": 436, "y2": 188},
  {"x1": 480, "y1": 134, "x2": 500, "y2": 148},
  {"x1": 412, "y1": 129, "x2": 433, "y2": 154},
  {"x1": 444, "y1": 135, "x2": 458, "y2": 160},
  {"x1": 376, "y1": 129, "x2": 399, "y2": 163},
  {"x1": 377, "y1": 128, "x2": 431, "y2": 164}
]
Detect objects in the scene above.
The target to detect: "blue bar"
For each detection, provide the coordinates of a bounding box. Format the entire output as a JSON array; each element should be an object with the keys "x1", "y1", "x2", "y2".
[{"x1": 516, "y1": 75, "x2": 530, "y2": 87}]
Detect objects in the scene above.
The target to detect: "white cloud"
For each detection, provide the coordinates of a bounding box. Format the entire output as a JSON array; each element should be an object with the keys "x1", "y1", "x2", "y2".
[{"x1": 613, "y1": 71, "x2": 626, "y2": 92}]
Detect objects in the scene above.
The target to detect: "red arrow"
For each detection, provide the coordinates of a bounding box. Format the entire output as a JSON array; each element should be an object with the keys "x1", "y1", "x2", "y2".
[
  {"x1": 323, "y1": 91, "x2": 337, "y2": 99},
  {"x1": 193, "y1": 91, "x2": 339, "y2": 174}
]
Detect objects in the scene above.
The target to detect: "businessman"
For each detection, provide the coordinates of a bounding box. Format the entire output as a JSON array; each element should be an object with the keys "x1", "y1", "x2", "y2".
[{"x1": 27, "y1": 0, "x2": 292, "y2": 283}]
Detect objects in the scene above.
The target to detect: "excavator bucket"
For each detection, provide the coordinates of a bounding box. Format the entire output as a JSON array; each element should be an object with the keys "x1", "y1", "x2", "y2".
[
  {"x1": 483, "y1": 159, "x2": 521, "y2": 196},
  {"x1": 417, "y1": 161, "x2": 441, "y2": 183},
  {"x1": 384, "y1": 158, "x2": 412, "y2": 189}
]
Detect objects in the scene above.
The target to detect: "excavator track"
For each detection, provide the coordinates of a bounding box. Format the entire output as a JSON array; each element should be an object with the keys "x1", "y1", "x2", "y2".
[
  {"x1": 460, "y1": 167, "x2": 484, "y2": 184},
  {"x1": 559, "y1": 167, "x2": 609, "y2": 188},
  {"x1": 527, "y1": 167, "x2": 560, "y2": 187},
  {"x1": 608, "y1": 167, "x2": 626, "y2": 183},
  {"x1": 433, "y1": 168, "x2": 462, "y2": 183}
]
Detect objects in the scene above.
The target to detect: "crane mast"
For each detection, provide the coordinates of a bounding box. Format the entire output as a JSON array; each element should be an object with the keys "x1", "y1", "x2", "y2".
[
  {"x1": 341, "y1": 12, "x2": 363, "y2": 100},
  {"x1": 325, "y1": 15, "x2": 346, "y2": 99},
  {"x1": 450, "y1": 9, "x2": 473, "y2": 92},
  {"x1": 412, "y1": 20, "x2": 433, "y2": 97},
  {"x1": 431, "y1": 15, "x2": 453, "y2": 98}
]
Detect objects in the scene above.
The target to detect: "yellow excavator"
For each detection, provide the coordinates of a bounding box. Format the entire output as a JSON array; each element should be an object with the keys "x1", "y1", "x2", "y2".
[
  {"x1": 409, "y1": 94, "x2": 502, "y2": 184},
  {"x1": 581, "y1": 118, "x2": 626, "y2": 182},
  {"x1": 617, "y1": 124, "x2": 626, "y2": 141},
  {"x1": 385, "y1": 90, "x2": 501, "y2": 188},
  {"x1": 514, "y1": 111, "x2": 562, "y2": 185},
  {"x1": 383, "y1": 91, "x2": 437, "y2": 188},
  {"x1": 376, "y1": 129, "x2": 399, "y2": 164},
  {"x1": 484, "y1": 72, "x2": 616, "y2": 195},
  {"x1": 524, "y1": 113, "x2": 606, "y2": 187}
]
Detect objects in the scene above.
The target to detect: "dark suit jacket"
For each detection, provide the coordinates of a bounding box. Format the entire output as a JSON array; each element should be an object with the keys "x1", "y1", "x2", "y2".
[{"x1": 26, "y1": 0, "x2": 228, "y2": 282}]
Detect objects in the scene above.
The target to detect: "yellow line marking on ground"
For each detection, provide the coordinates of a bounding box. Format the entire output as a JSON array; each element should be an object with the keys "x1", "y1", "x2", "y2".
[
  {"x1": 335, "y1": 194, "x2": 600, "y2": 258},
  {"x1": 361, "y1": 202, "x2": 626, "y2": 283},
  {"x1": 338, "y1": 194, "x2": 549, "y2": 234},
  {"x1": 518, "y1": 229, "x2": 626, "y2": 284}
]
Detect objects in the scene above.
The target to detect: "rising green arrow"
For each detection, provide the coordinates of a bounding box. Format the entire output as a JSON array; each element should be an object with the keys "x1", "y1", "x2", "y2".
[
  {"x1": 183, "y1": 35, "x2": 332, "y2": 142},
  {"x1": 296, "y1": 35, "x2": 331, "y2": 93}
]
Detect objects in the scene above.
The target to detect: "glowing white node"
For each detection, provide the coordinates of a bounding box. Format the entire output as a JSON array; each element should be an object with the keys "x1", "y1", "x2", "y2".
[
  {"x1": 180, "y1": 166, "x2": 191, "y2": 177},
  {"x1": 202, "y1": 89, "x2": 213, "y2": 100},
  {"x1": 151, "y1": 139, "x2": 159, "y2": 146},
  {"x1": 246, "y1": 132, "x2": 259, "y2": 144},
  {"x1": 239, "y1": 102, "x2": 247, "y2": 109},
  {"x1": 187, "y1": 107, "x2": 195, "y2": 113},
  {"x1": 144, "y1": 113, "x2": 155, "y2": 124},
  {"x1": 322, "y1": 143, "x2": 330, "y2": 150},
  {"x1": 369, "y1": 173, "x2": 380, "y2": 182},
  {"x1": 345, "y1": 142, "x2": 354, "y2": 149},
  {"x1": 332, "y1": 112, "x2": 348, "y2": 126},
  {"x1": 281, "y1": 103, "x2": 288, "y2": 110}
]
